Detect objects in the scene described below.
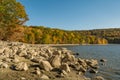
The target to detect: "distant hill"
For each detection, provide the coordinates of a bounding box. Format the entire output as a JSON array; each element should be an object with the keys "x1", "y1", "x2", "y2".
[{"x1": 75, "y1": 28, "x2": 120, "y2": 44}]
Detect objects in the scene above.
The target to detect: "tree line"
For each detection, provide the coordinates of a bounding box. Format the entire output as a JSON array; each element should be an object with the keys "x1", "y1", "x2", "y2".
[{"x1": 76, "y1": 28, "x2": 120, "y2": 44}]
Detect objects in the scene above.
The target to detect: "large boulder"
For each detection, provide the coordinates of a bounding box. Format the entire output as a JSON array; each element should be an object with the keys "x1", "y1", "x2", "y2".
[
  {"x1": 49, "y1": 55, "x2": 61, "y2": 68},
  {"x1": 39, "y1": 60, "x2": 53, "y2": 71},
  {"x1": 15, "y1": 62, "x2": 28, "y2": 71}
]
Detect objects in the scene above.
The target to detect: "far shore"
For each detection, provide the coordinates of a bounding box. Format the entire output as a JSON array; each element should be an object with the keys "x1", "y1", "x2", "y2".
[{"x1": 33, "y1": 43, "x2": 109, "y2": 47}]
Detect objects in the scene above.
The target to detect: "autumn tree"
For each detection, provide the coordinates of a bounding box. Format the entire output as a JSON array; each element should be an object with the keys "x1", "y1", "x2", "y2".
[
  {"x1": 0, "y1": 0, "x2": 28, "y2": 40},
  {"x1": 0, "y1": 0, "x2": 28, "y2": 27}
]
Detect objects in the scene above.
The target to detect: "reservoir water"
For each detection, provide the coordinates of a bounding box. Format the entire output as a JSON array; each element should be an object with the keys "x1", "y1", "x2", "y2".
[{"x1": 60, "y1": 44, "x2": 120, "y2": 80}]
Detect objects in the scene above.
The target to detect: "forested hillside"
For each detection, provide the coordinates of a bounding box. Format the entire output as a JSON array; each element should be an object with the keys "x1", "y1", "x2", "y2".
[
  {"x1": 76, "y1": 28, "x2": 120, "y2": 44},
  {"x1": 0, "y1": 26, "x2": 108, "y2": 44}
]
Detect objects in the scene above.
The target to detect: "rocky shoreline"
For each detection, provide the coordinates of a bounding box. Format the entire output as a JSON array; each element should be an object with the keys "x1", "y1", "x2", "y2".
[{"x1": 0, "y1": 41, "x2": 105, "y2": 80}]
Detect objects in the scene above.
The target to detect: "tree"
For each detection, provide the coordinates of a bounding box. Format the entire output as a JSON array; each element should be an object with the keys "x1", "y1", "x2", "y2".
[
  {"x1": 0, "y1": 0, "x2": 28, "y2": 27},
  {"x1": 0, "y1": 0, "x2": 28, "y2": 40}
]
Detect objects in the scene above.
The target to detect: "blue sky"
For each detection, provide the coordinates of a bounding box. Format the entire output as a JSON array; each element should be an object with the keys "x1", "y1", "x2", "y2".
[{"x1": 18, "y1": 0, "x2": 120, "y2": 30}]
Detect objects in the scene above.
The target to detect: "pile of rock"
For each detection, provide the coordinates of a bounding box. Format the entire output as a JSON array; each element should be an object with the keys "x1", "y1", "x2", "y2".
[{"x1": 0, "y1": 41, "x2": 105, "y2": 80}]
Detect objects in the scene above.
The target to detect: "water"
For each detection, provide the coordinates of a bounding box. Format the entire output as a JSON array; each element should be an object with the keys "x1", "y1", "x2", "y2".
[{"x1": 60, "y1": 44, "x2": 120, "y2": 80}]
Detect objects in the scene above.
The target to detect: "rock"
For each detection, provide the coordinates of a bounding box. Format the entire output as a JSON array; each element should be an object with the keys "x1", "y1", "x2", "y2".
[
  {"x1": 3, "y1": 48, "x2": 13, "y2": 58},
  {"x1": 35, "y1": 67, "x2": 41, "y2": 75},
  {"x1": 12, "y1": 57, "x2": 19, "y2": 63},
  {"x1": 74, "y1": 53, "x2": 79, "y2": 56},
  {"x1": 40, "y1": 74, "x2": 49, "y2": 80},
  {"x1": 0, "y1": 62, "x2": 8, "y2": 68},
  {"x1": 62, "y1": 70, "x2": 68, "y2": 75},
  {"x1": 25, "y1": 54, "x2": 34, "y2": 59},
  {"x1": 2, "y1": 58, "x2": 12, "y2": 62},
  {"x1": 72, "y1": 62, "x2": 87, "y2": 72},
  {"x1": 100, "y1": 59, "x2": 107, "y2": 62},
  {"x1": 53, "y1": 50, "x2": 61, "y2": 56},
  {"x1": 79, "y1": 66, "x2": 87, "y2": 73},
  {"x1": 31, "y1": 57, "x2": 45, "y2": 63},
  {"x1": 61, "y1": 63, "x2": 70, "y2": 73},
  {"x1": 93, "y1": 76, "x2": 105, "y2": 80},
  {"x1": 86, "y1": 59, "x2": 98, "y2": 68},
  {"x1": 89, "y1": 69, "x2": 98, "y2": 74},
  {"x1": 40, "y1": 53, "x2": 49, "y2": 58},
  {"x1": 17, "y1": 50, "x2": 27, "y2": 57},
  {"x1": 78, "y1": 71, "x2": 83, "y2": 75},
  {"x1": 49, "y1": 55, "x2": 61, "y2": 68},
  {"x1": 46, "y1": 49, "x2": 53, "y2": 57},
  {"x1": 15, "y1": 62, "x2": 28, "y2": 71},
  {"x1": 60, "y1": 70, "x2": 68, "y2": 77},
  {"x1": 39, "y1": 60, "x2": 53, "y2": 71},
  {"x1": 0, "y1": 48, "x2": 4, "y2": 53},
  {"x1": 62, "y1": 52, "x2": 76, "y2": 63},
  {"x1": 35, "y1": 69, "x2": 41, "y2": 75},
  {"x1": 20, "y1": 77, "x2": 26, "y2": 80},
  {"x1": 78, "y1": 58, "x2": 88, "y2": 68},
  {"x1": 91, "y1": 65, "x2": 99, "y2": 69},
  {"x1": 84, "y1": 77, "x2": 91, "y2": 80}
]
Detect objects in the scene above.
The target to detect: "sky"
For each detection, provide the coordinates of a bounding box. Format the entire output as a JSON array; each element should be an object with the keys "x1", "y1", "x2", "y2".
[{"x1": 17, "y1": 0, "x2": 120, "y2": 30}]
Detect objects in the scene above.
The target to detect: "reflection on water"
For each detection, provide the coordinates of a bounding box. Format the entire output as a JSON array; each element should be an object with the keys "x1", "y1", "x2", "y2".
[{"x1": 60, "y1": 44, "x2": 120, "y2": 80}]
